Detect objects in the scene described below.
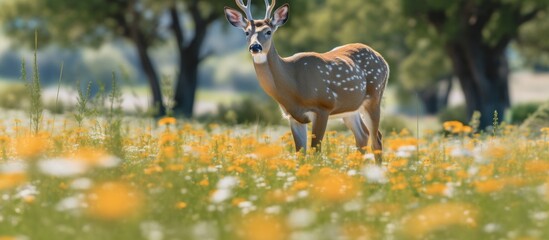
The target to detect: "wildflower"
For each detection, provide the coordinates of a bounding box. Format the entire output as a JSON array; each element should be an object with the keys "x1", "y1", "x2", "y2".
[
  {"x1": 443, "y1": 121, "x2": 464, "y2": 133},
  {"x1": 362, "y1": 164, "x2": 388, "y2": 184},
  {"x1": 158, "y1": 117, "x2": 176, "y2": 126},
  {"x1": 342, "y1": 224, "x2": 378, "y2": 240},
  {"x1": 0, "y1": 173, "x2": 27, "y2": 190},
  {"x1": 15, "y1": 134, "x2": 49, "y2": 159},
  {"x1": 238, "y1": 214, "x2": 288, "y2": 240},
  {"x1": 423, "y1": 183, "x2": 449, "y2": 196},
  {"x1": 86, "y1": 182, "x2": 143, "y2": 220},
  {"x1": 400, "y1": 203, "x2": 478, "y2": 239},
  {"x1": 296, "y1": 164, "x2": 314, "y2": 177},
  {"x1": 287, "y1": 208, "x2": 316, "y2": 229},
  {"x1": 72, "y1": 148, "x2": 120, "y2": 168},
  {"x1": 38, "y1": 158, "x2": 88, "y2": 177},
  {"x1": 211, "y1": 189, "x2": 232, "y2": 203},
  {"x1": 474, "y1": 179, "x2": 505, "y2": 193},
  {"x1": 311, "y1": 171, "x2": 358, "y2": 202},
  {"x1": 524, "y1": 160, "x2": 549, "y2": 175},
  {"x1": 541, "y1": 127, "x2": 549, "y2": 134},
  {"x1": 199, "y1": 178, "x2": 209, "y2": 187},
  {"x1": 254, "y1": 145, "x2": 284, "y2": 159},
  {"x1": 176, "y1": 201, "x2": 188, "y2": 209},
  {"x1": 291, "y1": 181, "x2": 309, "y2": 191},
  {"x1": 211, "y1": 176, "x2": 240, "y2": 203}
]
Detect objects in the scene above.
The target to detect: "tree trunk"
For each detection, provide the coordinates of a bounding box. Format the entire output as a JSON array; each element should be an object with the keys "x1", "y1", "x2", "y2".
[
  {"x1": 446, "y1": 39, "x2": 510, "y2": 129},
  {"x1": 173, "y1": 55, "x2": 199, "y2": 118},
  {"x1": 169, "y1": 4, "x2": 213, "y2": 118},
  {"x1": 134, "y1": 38, "x2": 166, "y2": 116},
  {"x1": 125, "y1": 0, "x2": 166, "y2": 117}
]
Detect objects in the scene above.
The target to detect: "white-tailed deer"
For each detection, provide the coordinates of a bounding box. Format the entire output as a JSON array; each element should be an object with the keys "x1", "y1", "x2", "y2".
[{"x1": 225, "y1": 0, "x2": 389, "y2": 164}]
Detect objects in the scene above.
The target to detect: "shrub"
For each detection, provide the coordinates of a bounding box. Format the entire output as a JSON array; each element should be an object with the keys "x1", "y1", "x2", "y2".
[
  {"x1": 0, "y1": 84, "x2": 30, "y2": 110},
  {"x1": 509, "y1": 102, "x2": 541, "y2": 124},
  {"x1": 438, "y1": 105, "x2": 468, "y2": 124},
  {"x1": 521, "y1": 101, "x2": 549, "y2": 134},
  {"x1": 380, "y1": 114, "x2": 409, "y2": 134},
  {"x1": 199, "y1": 97, "x2": 284, "y2": 126}
]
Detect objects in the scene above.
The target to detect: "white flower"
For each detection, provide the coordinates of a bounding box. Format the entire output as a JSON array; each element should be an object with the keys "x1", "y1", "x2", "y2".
[
  {"x1": 38, "y1": 158, "x2": 88, "y2": 177},
  {"x1": 0, "y1": 160, "x2": 27, "y2": 173},
  {"x1": 56, "y1": 195, "x2": 84, "y2": 212},
  {"x1": 450, "y1": 148, "x2": 473, "y2": 157},
  {"x1": 363, "y1": 153, "x2": 375, "y2": 160},
  {"x1": 288, "y1": 209, "x2": 316, "y2": 228},
  {"x1": 70, "y1": 178, "x2": 93, "y2": 190},
  {"x1": 96, "y1": 155, "x2": 121, "y2": 168},
  {"x1": 17, "y1": 184, "x2": 38, "y2": 199},
  {"x1": 211, "y1": 189, "x2": 232, "y2": 203},
  {"x1": 362, "y1": 165, "x2": 388, "y2": 184},
  {"x1": 216, "y1": 176, "x2": 239, "y2": 189}
]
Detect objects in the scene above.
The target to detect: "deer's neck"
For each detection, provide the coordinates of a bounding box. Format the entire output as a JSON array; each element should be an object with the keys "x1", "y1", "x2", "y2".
[{"x1": 253, "y1": 43, "x2": 296, "y2": 103}]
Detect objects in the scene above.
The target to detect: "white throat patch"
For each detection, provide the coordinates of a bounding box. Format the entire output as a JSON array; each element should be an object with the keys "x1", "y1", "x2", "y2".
[{"x1": 252, "y1": 53, "x2": 267, "y2": 64}]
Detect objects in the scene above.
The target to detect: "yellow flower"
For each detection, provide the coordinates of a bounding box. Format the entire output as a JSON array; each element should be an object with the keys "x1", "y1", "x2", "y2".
[
  {"x1": 400, "y1": 203, "x2": 478, "y2": 239},
  {"x1": 525, "y1": 160, "x2": 549, "y2": 175},
  {"x1": 0, "y1": 173, "x2": 27, "y2": 190},
  {"x1": 443, "y1": 121, "x2": 465, "y2": 133},
  {"x1": 254, "y1": 145, "x2": 284, "y2": 159},
  {"x1": 158, "y1": 117, "x2": 176, "y2": 126},
  {"x1": 342, "y1": 224, "x2": 378, "y2": 240},
  {"x1": 474, "y1": 179, "x2": 505, "y2": 193},
  {"x1": 86, "y1": 182, "x2": 143, "y2": 220},
  {"x1": 15, "y1": 134, "x2": 49, "y2": 159},
  {"x1": 541, "y1": 127, "x2": 549, "y2": 134},
  {"x1": 176, "y1": 201, "x2": 188, "y2": 209},
  {"x1": 0, "y1": 237, "x2": 18, "y2": 240},
  {"x1": 311, "y1": 171, "x2": 357, "y2": 202},
  {"x1": 199, "y1": 178, "x2": 209, "y2": 186},
  {"x1": 292, "y1": 181, "x2": 309, "y2": 191},
  {"x1": 296, "y1": 164, "x2": 314, "y2": 177},
  {"x1": 238, "y1": 214, "x2": 288, "y2": 240},
  {"x1": 423, "y1": 183, "x2": 448, "y2": 196}
]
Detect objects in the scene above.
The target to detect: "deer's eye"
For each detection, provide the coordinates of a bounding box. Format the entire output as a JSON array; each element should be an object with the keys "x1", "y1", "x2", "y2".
[
  {"x1": 245, "y1": 31, "x2": 250, "y2": 36},
  {"x1": 266, "y1": 31, "x2": 272, "y2": 36}
]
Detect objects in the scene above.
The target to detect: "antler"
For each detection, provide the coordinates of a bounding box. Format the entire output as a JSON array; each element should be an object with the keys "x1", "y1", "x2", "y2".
[
  {"x1": 235, "y1": 0, "x2": 254, "y2": 20},
  {"x1": 264, "y1": 0, "x2": 276, "y2": 19}
]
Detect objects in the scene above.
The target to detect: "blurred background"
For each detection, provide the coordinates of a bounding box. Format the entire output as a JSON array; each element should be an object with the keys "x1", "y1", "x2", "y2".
[{"x1": 0, "y1": 0, "x2": 548, "y2": 131}]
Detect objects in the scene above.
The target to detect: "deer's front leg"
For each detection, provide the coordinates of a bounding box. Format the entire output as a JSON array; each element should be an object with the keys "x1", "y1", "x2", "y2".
[
  {"x1": 311, "y1": 111, "x2": 329, "y2": 152},
  {"x1": 290, "y1": 118, "x2": 307, "y2": 153}
]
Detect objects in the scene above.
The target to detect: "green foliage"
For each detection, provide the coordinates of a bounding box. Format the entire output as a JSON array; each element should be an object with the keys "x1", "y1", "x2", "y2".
[
  {"x1": 380, "y1": 115, "x2": 409, "y2": 134},
  {"x1": 106, "y1": 73, "x2": 125, "y2": 157},
  {"x1": 28, "y1": 35, "x2": 44, "y2": 134},
  {"x1": 74, "y1": 81, "x2": 93, "y2": 127},
  {"x1": 509, "y1": 102, "x2": 542, "y2": 124},
  {"x1": 521, "y1": 101, "x2": 549, "y2": 134},
  {"x1": 438, "y1": 105, "x2": 468, "y2": 124},
  {"x1": 0, "y1": 84, "x2": 30, "y2": 110},
  {"x1": 200, "y1": 97, "x2": 283, "y2": 126}
]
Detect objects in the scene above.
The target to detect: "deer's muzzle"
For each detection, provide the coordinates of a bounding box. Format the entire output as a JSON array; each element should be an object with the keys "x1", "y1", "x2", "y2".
[{"x1": 249, "y1": 43, "x2": 263, "y2": 54}]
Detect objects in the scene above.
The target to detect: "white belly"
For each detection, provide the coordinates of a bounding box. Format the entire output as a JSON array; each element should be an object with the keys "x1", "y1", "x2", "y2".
[{"x1": 329, "y1": 110, "x2": 360, "y2": 119}]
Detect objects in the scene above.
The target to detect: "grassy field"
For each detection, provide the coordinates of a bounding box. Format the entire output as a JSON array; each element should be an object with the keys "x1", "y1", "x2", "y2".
[{"x1": 0, "y1": 110, "x2": 548, "y2": 240}]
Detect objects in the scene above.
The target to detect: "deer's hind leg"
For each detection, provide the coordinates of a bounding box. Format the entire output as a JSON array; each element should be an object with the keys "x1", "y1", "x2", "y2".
[
  {"x1": 342, "y1": 112, "x2": 370, "y2": 153},
  {"x1": 363, "y1": 101, "x2": 383, "y2": 164}
]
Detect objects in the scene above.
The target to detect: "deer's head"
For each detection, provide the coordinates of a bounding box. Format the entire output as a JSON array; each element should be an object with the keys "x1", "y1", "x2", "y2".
[{"x1": 225, "y1": 0, "x2": 289, "y2": 64}]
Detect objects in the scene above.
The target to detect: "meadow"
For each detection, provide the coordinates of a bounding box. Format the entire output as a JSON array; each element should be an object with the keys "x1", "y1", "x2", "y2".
[{"x1": 0, "y1": 98, "x2": 548, "y2": 240}]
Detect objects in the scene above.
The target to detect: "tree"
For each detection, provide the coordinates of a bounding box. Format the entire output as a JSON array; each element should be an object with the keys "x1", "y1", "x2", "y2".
[
  {"x1": 0, "y1": 0, "x2": 226, "y2": 117},
  {"x1": 402, "y1": 0, "x2": 549, "y2": 128}
]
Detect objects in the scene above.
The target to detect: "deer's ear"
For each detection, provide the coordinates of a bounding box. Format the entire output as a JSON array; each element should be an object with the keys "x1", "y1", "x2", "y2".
[
  {"x1": 225, "y1": 7, "x2": 248, "y2": 29},
  {"x1": 271, "y1": 3, "x2": 289, "y2": 28}
]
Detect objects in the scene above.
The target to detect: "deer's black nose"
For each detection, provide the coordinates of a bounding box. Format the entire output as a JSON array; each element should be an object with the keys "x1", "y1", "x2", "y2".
[{"x1": 249, "y1": 44, "x2": 263, "y2": 53}]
